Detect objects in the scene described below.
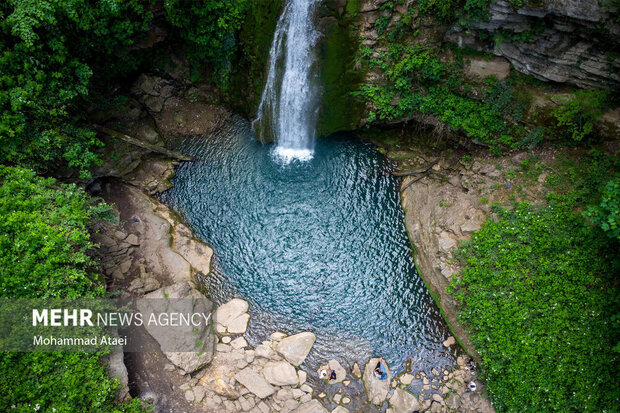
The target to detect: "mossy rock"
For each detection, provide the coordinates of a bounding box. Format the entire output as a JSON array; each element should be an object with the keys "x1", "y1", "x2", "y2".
[
  {"x1": 316, "y1": 7, "x2": 366, "y2": 137},
  {"x1": 226, "y1": 0, "x2": 284, "y2": 119}
]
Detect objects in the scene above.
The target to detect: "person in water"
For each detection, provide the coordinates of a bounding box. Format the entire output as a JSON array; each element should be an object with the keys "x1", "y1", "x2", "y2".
[{"x1": 373, "y1": 360, "x2": 387, "y2": 380}]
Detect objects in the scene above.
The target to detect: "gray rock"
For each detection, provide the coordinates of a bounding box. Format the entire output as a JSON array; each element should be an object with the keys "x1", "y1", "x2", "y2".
[
  {"x1": 105, "y1": 345, "x2": 129, "y2": 402},
  {"x1": 319, "y1": 360, "x2": 346, "y2": 384},
  {"x1": 137, "y1": 282, "x2": 215, "y2": 374},
  {"x1": 235, "y1": 368, "x2": 275, "y2": 399},
  {"x1": 215, "y1": 298, "x2": 250, "y2": 335},
  {"x1": 292, "y1": 399, "x2": 328, "y2": 413},
  {"x1": 389, "y1": 388, "x2": 420, "y2": 413},
  {"x1": 144, "y1": 95, "x2": 165, "y2": 112},
  {"x1": 231, "y1": 336, "x2": 248, "y2": 349},
  {"x1": 275, "y1": 332, "x2": 316, "y2": 366},
  {"x1": 363, "y1": 358, "x2": 392, "y2": 405},
  {"x1": 262, "y1": 361, "x2": 299, "y2": 386}
]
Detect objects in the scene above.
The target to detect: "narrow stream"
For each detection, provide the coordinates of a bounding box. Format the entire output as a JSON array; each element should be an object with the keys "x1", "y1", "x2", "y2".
[{"x1": 162, "y1": 116, "x2": 455, "y2": 374}]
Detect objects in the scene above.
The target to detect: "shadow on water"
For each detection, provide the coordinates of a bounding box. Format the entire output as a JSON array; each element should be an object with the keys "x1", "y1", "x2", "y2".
[{"x1": 161, "y1": 115, "x2": 456, "y2": 375}]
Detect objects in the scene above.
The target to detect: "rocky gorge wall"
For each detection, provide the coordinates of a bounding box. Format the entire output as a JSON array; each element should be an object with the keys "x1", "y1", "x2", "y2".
[{"x1": 315, "y1": 0, "x2": 619, "y2": 136}]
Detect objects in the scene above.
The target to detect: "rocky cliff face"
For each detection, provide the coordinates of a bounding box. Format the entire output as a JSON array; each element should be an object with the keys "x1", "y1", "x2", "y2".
[
  {"x1": 446, "y1": 0, "x2": 620, "y2": 89},
  {"x1": 314, "y1": 0, "x2": 619, "y2": 138}
]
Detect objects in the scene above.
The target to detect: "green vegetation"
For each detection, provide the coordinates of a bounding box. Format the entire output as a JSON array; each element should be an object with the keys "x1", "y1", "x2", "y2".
[
  {"x1": 450, "y1": 152, "x2": 620, "y2": 412},
  {"x1": 0, "y1": 166, "x2": 146, "y2": 412},
  {"x1": 355, "y1": 43, "x2": 527, "y2": 153},
  {"x1": 0, "y1": 0, "x2": 250, "y2": 175},
  {"x1": 164, "y1": 0, "x2": 249, "y2": 85},
  {"x1": 551, "y1": 89, "x2": 609, "y2": 142},
  {"x1": 0, "y1": 166, "x2": 111, "y2": 298}
]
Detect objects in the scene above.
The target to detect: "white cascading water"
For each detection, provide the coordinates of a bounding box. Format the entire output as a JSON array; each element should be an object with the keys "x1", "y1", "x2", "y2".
[{"x1": 252, "y1": 0, "x2": 321, "y2": 162}]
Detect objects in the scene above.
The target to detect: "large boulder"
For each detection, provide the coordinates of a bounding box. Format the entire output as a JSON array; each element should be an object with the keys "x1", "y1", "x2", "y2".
[
  {"x1": 363, "y1": 358, "x2": 392, "y2": 405},
  {"x1": 262, "y1": 361, "x2": 299, "y2": 386},
  {"x1": 234, "y1": 368, "x2": 276, "y2": 399},
  {"x1": 389, "y1": 388, "x2": 420, "y2": 413},
  {"x1": 137, "y1": 282, "x2": 216, "y2": 373},
  {"x1": 214, "y1": 298, "x2": 250, "y2": 335},
  {"x1": 275, "y1": 332, "x2": 316, "y2": 366}
]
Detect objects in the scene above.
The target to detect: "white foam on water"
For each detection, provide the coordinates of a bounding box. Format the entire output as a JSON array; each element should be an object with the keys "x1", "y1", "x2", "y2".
[{"x1": 271, "y1": 146, "x2": 314, "y2": 163}]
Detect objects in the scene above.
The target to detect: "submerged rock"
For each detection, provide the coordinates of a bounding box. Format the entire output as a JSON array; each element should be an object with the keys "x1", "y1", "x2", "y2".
[
  {"x1": 363, "y1": 358, "x2": 392, "y2": 405},
  {"x1": 275, "y1": 332, "x2": 316, "y2": 366}
]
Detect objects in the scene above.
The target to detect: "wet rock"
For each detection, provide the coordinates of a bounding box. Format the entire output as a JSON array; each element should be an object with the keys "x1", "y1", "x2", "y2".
[
  {"x1": 235, "y1": 368, "x2": 275, "y2": 399},
  {"x1": 442, "y1": 336, "x2": 456, "y2": 347},
  {"x1": 399, "y1": 373, "x2": 414, "y2": 385},
  {"x1": 363, "y1": 358, "x2": 392, "y2": 405},
  {"x1": 352, "y1": 362, "x2": 362, "y2": 378},
  {"x1": 390, "y1": 388, "x2": 420, "y2": 413},
  {"x1": 332, "y1": 407, "x2": 349, "y2": 413},
  {"x1": 275, "y1": 332, "x2": 316, "y2": 366}
]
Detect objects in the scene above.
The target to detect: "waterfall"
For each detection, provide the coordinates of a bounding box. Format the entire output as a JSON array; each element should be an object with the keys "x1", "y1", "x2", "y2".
[{"x1": 252, "y1": 0, "x2": 321, "y2": 162}]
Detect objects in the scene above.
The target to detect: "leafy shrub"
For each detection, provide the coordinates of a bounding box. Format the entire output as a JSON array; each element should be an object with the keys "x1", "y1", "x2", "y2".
[
  {"x1": 164, "y1": 0, "x2": 249, "y2": 85},
  {"x1": 0, "y1": 0, "x2": 155, "y2": 175},
  {"x1": 585, "y1": 177, "x2": 620, "y2": 240},
  {"x1": 552, "y1": 89, "x2": 608, "y2": 141},
  {"x1": 0, "y1": 352, "x2": 146, "y2": 413},
  {"x1": 0, "y1": 166, "x2": 148, "y2": 412},
  {"x1": 0, "y1": 166, "x2": 111, "y2": 298},
  {"x1": 452, "y1": 198, "x2": 619, "y2": 412}
]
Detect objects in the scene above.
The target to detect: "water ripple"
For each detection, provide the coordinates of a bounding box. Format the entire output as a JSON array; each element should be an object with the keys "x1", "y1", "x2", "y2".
[{"x1": 162, "y1": 116, "x2": 455, "y2": 373}]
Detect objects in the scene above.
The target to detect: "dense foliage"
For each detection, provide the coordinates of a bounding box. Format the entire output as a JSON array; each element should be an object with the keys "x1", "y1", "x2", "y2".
[
  {"x1": 0, "y1": 166, "x2": 110, "y2": 298},
  {"x1": 551, "y1": 89, "x2": 609, "y2": 142},
  {"x1": 0, "y1": 0, "x2": 154, "y2": 176},
  {"x1": 451, "y1": 154, "x2": 620, "y2": 412},
  {"x1": 355, "y1": 43, "x2": 526, "y2": 153},
  {"x1": 0, "y1": 0, "x2": 249, "y2": 175},
  {"x1": 0, "y1": 166, "x2": 145, "y2": 412},
  {"x1": 585, "y1": 177, "x2": 620, "y2": 240},
  {"x1": 164, "y1": 0, "x2": 249, "y2": 85}
]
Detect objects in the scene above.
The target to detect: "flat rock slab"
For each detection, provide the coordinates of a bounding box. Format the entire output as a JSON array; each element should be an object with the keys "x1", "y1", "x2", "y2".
[
  {"x1": 262, "y1": 361, "x2": 299, "y2": 386},
  {"x1": 137, "y1": 282, "x2": 215, "y2": 374},
  {"x1": 292, "y1": 399, "x2": 328, "y2": 413},
  {"x1": 276, "y1": 332, "x2": 316, "y2": 366},
  {"x1": 390, "y1": 388, "x2": 420, "y2": 413},
  {"x1": 363, "y1": 358, "x2": 392, "y2": 405},
  {"x1": 234, "y1": 368, "x2": 275, "y2": 399}
]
